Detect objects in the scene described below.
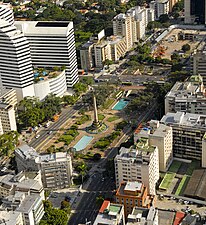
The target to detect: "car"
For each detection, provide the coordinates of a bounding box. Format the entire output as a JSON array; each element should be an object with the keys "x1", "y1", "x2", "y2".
[
  {"x1": 47, "y1": 131, "x2": 52, "y2": 135},
  {"x1": 35, "y1": 134, "x2": 40, "y2": 139}
]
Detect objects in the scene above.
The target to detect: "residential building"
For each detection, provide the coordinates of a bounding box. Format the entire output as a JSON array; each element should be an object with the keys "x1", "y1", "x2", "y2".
[
  {"x1": 0, "y1": 3, "x2": 14, "y2": 25},
  {"x1": 80, "y1": 41, "x2": 94, "y2": 71},
  {"x1": 0, "y1": 211, "x2": 24, "y2": 225},
  {"x1": 116, "y1": 181, "x2": 155, "y2": 217},
  {"x1": 156, "y1": 0, "x2": 170, "y2": 18},
  {"x1": 108, "y1": 36, "x2": 127, "y2": 62},
  {"x1": 169, "y1": 0, "x2": 179, "y2": 12},
  {"x1": 15, "y1": 144, "x2": 73, "y2": 189},
  {"x1": 0, "y1": 20, "x2": 35, "y2": 101},
  {"x1": 15, "y1": 21, "x2": 79, "y2": 88},
  {"x1": 0, "y1": 88, "x2": 17, "y2": 108},
  {"x1": 113, "y1": 13, "x2": 133, "y2": 50},
  {"x1": 0, "y1": 171, "x2": 44, "y2": 200},
  {"x1": 94, "y1": 41, "x2": 111, "y2": 68},
  {"x1": 2, "y1": 192, "x2": 44, "y2": 225},
  {"x1": 93, "y1": 200, "x2": 125, "y2": 225},
  {"x1": 114, "y1": 138, "x2": 159, "y2": 195},
  {"x1": 184, "y1": 0, "x2": 206, "y2": 24},
  {"x1": 33, "y1": 70, "x2": 67, "y2": 100},
  {"x1": 192, "y1": 43, "x2": 206, "y2": 85},
  {"x1": 202, "y1": 134, "x2": 206, "y2": 167},
  {"x1": 165, "y1": 75, "x2": 206, "y2": 115},
  {"x1": 0, "y1": 103, "x2": 17, "y2": 133},
  {"x1": 135, "y1": 120, "x2": 173, "y2": 172},
  {"x1": 127, "y1": 206, "x2": 158, "y2": 225},
  {"x1": 160, "y1": 112, "x2": 206, "y2": 163}
]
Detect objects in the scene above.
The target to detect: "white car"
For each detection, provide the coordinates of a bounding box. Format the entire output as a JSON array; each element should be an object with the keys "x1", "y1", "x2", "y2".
[{"x1": 35, "y1": 134, "x2": 40, "y2": 139}]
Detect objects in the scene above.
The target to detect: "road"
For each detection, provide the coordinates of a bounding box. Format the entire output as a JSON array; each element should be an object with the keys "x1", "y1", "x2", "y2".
[{"x1": 29, "y1": 105, "x2": 82, "y2": 150}]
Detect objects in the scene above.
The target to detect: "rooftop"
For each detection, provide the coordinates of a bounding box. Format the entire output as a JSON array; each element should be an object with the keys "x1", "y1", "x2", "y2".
[
  {"x1": 124, "y1": 181, "x2": 142, "y2": 192},
  {"x1": 0, "y1": 211, "x2": 22, "y2": 225},
  {"x1": 17, "y1": 194, "x2": 41, "y2": 213}
]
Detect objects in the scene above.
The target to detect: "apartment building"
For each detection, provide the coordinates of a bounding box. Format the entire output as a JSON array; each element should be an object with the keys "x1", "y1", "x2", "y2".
[
  {"x1": 0, "y1": 20, "x2": 35, "y2": 100},
  {"x1": 135, "y1": 120, "x2": 173, "y2": 172},
  {"x1": 0, "y1": 171, "x2": 44, "y2": 200},
  {"x1": 0, "y1": 3, "x2": 14, "y2": 25},
  {"x1": 127, "y1": 206, "x2": 158, "y2": 225},
  {"x1": 2, "y1": 192, "x2": 44, "y2": 225},
  {"x1": 184, "y1": 0, "x2": 206, "y2": 24},
  {"x1": 0, "y1": 88, "x2": 17, "y2": 108},
  {"x1": 161, "y1": 112, "x2": 206, "y2": 164},
  {"x1": 113, "y1": 13, "x2": 133, "y2": 51},
  {"x1": 0, "y1": 103, "x2": 17, "y2": 133},
  {"x1": 114, "y1": 138, "x2": 159, "y2": 195},
  {"x1": 165, "y1": 75, "x2": 206, "y2": 115},
  {"x1": 15, "y1": 144, "x2": 73, "y2": 189},
  {"x1": 108, "y1": 36, "x2": 127, "y2": 62},
  {"x1": 80, "y1": 41, "x2": 94, "y2": 71},
  {"x1": 203, "y1": 135, "x2": 206, "y2": 167},
  {"x1": 156, "y1": 0, "x2": 170, "y2": 18},
  {"x1": 15, "y1": 21, "x2": 79, "y2": 88},
  {"x1": 93, "y1": 200, "x2": 125, "y2": 225},
  {"x1": 192, "y1": 43, "x2": 206, "y2": 85},
  {"x1": 0, "y1": 211, "x2": 24, "y2": 225},
  {"x1": 116, "y1": 181, "x2": 155, "y2": 217},
  {"x1": 94, "y1": 41, "x2": 111, "y2": 68}
]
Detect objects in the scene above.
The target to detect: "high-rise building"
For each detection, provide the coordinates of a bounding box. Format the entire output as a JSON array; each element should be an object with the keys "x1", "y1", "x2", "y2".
[
  {"x1": 161, "y1": 112, "x2": 206, "y2": 163},
  {"x1": 113, "y1": 14, "x2": 133, "y2": 50},
  {"x1": 15, "y1": 21, "x2": 79, "y2": 88},
  {"x1": 15, "y1": 144, "x2": 73, "y2": 189},
  {"x1": 93, "y1": 200, "x2": 125, "y2": 225},
  {"x1": 114, "y1": 139, "x2": 159, "y2": 195},
  {"x1": 115, "y1": 181, "x2": 155, "y2": 217},
  {"x1": 80, "y1": 41, "x2": 94, "y2": 71},
  {"x1": 0, "y1": 20, "x2": 35, "y2": 100},
  {"x1": 135, "y1": 120, "x2": 173, "y2": 172},
  {"x1": 156, "y1": 0, "x2": 170, "y2": 18},
  {"x1": 0, "y1": 3, "x2": 14, "y2": 25},
  {"x1": 165, "y1": 75, "x2": 206, "y2": 115},
  {"x1": 184, "y1": 0, "x2": 206, "y2": 24}
]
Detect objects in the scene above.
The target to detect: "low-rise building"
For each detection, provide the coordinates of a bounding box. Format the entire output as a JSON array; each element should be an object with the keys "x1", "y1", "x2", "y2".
[
  {"x1": 127, "y1": 206, "x2": 158, "y2": 225},
  {"x1": 116, "y1": 181, "x2": 155, "y2": 217},
  {"x1": 93, "y1": 200, "x2": 125, "y2": 225},
  {"x1": 15, "y1": 144, "x2": 73, "y2": 189},
  {"x1": 161, "y1": 112, "x2": 206, "y2": 164},
  {"x1": 115, "y1": 138, "x2": 159, "y2": 195},
  {"x1": 165, "y1": 75, "x2": 206, "y2": 115},
  {"x1": 0, "y1": 210, "x2": 24, "y2": 225}
]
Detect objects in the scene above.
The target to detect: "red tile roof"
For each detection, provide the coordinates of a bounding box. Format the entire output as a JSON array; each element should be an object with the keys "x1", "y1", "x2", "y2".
[
  {"x1": 99, "y1": 200, "x2": 110, "y2": 213},
  {"x1": 174, "y1": 211, "x2": 185, "y2": 225}
]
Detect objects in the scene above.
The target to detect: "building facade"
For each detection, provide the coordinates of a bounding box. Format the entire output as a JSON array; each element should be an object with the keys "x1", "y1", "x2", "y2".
[
  {"x1": 116, "y1": 181, "x2": 155, "y2": 217},
  {"x1": 184, "y1": 0, "x2": 206, "y2": 24},
  {"x1": 15, "y1": 21, "x2": 79, "y2": 88},
  {"x1": 15, "y1": 144, "x2": 73, "y2": 189},
  {"x1": 156, "y1": 0, "x2": 170, "y2": 18},
  {"x1": 165, "y1": 75, "x2": 206, "y2": 115},
  {"x1": 0, "y1": 3, "x2": 14, "y2": 25},
  {"x1": 161, "y1": 112, "x2": 206, "y2": 162},
  {"x1": 114, "y1": 139, "x2": 159, "y2": 195}
]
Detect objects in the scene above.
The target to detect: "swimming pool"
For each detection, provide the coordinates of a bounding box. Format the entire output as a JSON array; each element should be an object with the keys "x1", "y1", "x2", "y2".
[
  {"x1": 112, "y1": 99, "x2": 129, "y2": 111},
  {"x1": 73, "y1": 135, "x2": 93, "y2": 151}
]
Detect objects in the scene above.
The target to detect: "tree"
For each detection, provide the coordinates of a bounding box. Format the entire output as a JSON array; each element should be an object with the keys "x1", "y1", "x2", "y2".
[
  {"x1": 159, "y1": 14, "x2": 169, "y2": 23},
  {"x1": 93, "y1": 153, "x2": 101, "y2": 161},
  {"x1": 96, "y1": 195, "x2": 104, "y2": 207},
  {"x1": 61, "y1": 200, "x2": 71, "y2": 214},
  {"x1": 182, "y1": 44, "x2": 191, "y2": 52},
  {"x1": 73, "y1": 82, "x2": 88, "y2": 95}
]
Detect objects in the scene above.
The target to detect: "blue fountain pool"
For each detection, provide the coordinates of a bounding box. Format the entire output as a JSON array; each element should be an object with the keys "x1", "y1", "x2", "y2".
[
  {"x1": 112, "y1": 99, "x2": 129, "y2": 111},
  {"x1": 74, "y1": 135, "x2": 93, "y2": 151}
]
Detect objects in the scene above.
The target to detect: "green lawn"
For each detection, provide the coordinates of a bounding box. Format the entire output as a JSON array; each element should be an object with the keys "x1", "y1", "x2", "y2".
[
  {"x1": 168, "y1": 160, "x2": 182, "y2": 173},
  {"x1": 98, "y1": 114, "x2": 105, "y2": 121},
  {"x1": 107, "y1": 116, "x2": 119, "y2": 122},
  {"x1": 159, "y1": 172, "x2": 176, "y2": 190},
  {"x1": 186, "y1": 160, "x2": 199, "y2": 176},
  {"x1": 175, "y1": 175, "x2": 190, "y2": 196},
  {"x1": 75, "y1": 115, "x2": 91, "y2": 125}
]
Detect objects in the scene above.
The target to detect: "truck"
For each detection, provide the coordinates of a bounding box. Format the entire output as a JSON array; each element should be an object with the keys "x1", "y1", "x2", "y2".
[{"x1": 52, "y1": 114, "x2": 60, "y2": 122}]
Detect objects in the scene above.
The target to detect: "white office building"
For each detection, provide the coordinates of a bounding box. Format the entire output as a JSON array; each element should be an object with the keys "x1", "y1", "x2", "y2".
[
  {"x1": 15, "y1": 21, "x2": 79, "y2": 88},
  {"x1": 0, "y1": 3, "x2": 14, "y2": 25},
  {"x1": 114, "y1": 139, "x2": 159, "y2": 195},
  {"x1": 0, "y1": 20, "x2": 35, "y2": 100},
  {"x1": 165, "y1": 75, "x2": 206, "y2": 115}
]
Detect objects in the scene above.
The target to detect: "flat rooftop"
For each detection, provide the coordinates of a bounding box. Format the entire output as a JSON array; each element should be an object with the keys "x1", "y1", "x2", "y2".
[
  {"x1": 124, "y1": 181, "x2": 142, "y2": 192},
  {"x1": 36, "y1": 21, "x2": 69, "y2": 27}
]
